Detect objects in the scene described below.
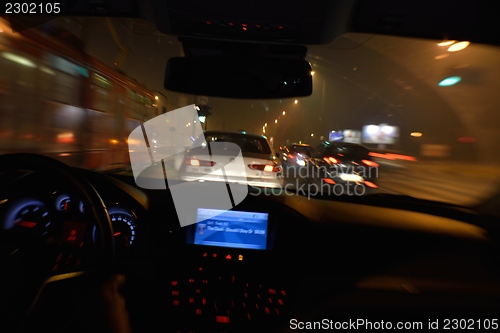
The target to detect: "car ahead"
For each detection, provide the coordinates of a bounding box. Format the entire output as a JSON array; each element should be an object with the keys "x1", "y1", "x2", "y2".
[
  {"x1": 279, "y1": 143, "x2": 320, "y2": 189},
  {"x1": 280, "y1": 143, "x2": 315, "y2": 167},
  {"x1": 312, "y1": 141, "x2": 379, "y2": 194},
  {"x1": 179, "y1": 131, "x2": 283, "y2": 188}
]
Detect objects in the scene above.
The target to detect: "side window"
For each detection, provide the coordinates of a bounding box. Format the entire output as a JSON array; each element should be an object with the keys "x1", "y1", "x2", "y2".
[
  {"x1": 144, "y1": 97, "x2": 155, "y2": 120},
  {"x1": 40, "y1": 53, "x2": 87, "y2": 106},
  {"x1": 40, "y1": 67, "x2": 81, "y2": 105},
  {"x1": 127, "y1": 90, "x2": 148, "y2": 120},
  {"x1": 89, "y1": 73, "x2": 114, "y2": 113}
]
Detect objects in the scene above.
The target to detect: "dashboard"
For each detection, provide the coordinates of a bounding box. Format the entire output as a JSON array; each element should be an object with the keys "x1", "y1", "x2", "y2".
[{"x1": 3, "y1": 167, "x2": 500, "y2": 333}]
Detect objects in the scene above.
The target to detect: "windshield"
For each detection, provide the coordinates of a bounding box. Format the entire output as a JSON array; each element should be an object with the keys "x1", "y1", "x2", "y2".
[{"x1": 1, "y1": 17, "x2": 500, "y2": 207}]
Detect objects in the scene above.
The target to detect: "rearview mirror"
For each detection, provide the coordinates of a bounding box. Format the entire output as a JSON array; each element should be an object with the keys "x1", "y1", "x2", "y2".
[{"x1": 164, "y1": 56, "x2": 313, "y2": 99}]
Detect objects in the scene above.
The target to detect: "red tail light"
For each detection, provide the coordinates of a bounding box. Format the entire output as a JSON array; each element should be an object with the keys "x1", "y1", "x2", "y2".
[
  {"x1": 362, "y1": 159, "x2": 379, "y2": 167},
  {"x1": 248, "y1": 164, "x2": 282, "y2": 172},
  {"x1": 364, "y1": 181, "x2": 378, "y2": 188},
  {"x1": 322, "y1": 178, "x2": 336, "y2": 185},
  {"x1": 187, "y1": 159, "x2": 216, "y2": 167},
  {"x1": 323, "y1": 156, "x2": 340, "y2": 164}
]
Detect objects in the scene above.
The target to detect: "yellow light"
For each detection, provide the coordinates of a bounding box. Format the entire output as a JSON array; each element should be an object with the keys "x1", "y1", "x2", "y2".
[
  {"x1": 155, "y1": 95, "x2": 159, "y2": 100},
  {"x1": 110, "y1": 139, "x2": 119, "y2": 144},
  {"x1": 310, "y1": 71, "x2": 315, "y2": 76},
  {"x1": 310, "y1": 133, "x2": 314, "y2": 137},
  {"x1": 448, "y1": 41, "x2": 470, "y2": 52},
  {"x1": 437, "y1": 40, "x2": 456, "y2": 46},
  {"x1": 282, "y1": 111, "x2": 286, "y2": 115},
  {"x1": 275, "y1": 119, "x2": 278, "y2": 123},
  {"x1": 294, "y1": 99, "x2": 298, "y2": 104},
  {"x1": 238, "y1": 254, "x2": 243, "y2": 261},
  {"x1": 410, "y1": 132, "x2": 423, "y2": 137}
]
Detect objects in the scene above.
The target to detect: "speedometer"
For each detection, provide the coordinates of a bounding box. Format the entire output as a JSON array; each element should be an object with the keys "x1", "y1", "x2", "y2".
[{"x1": 108, "y1": 207, "x2": 137, "y2": 247}]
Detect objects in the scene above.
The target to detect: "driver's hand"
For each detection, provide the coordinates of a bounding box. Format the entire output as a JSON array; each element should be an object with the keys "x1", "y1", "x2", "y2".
[{"x1": 98, "y1": 274, "x2": 132, "y2": 333}]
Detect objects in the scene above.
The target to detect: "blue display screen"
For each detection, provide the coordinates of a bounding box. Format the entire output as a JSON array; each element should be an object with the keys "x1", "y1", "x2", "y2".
[{"x1": 193, "y1": 209, "x2": 269, "y2": 250}]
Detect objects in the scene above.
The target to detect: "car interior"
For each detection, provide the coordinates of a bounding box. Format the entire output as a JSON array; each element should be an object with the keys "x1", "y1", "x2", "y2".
[{"x1": 2, "y1": 1, "x2": 500, "y2": 332}]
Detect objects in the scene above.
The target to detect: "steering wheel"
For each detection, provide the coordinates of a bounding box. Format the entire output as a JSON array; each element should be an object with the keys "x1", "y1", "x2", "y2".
[{"x1": 0, "y1": 153, "x2": 115, "y2": 332}]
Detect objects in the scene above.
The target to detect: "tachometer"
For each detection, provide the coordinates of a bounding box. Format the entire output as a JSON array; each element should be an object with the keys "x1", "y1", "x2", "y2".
[{"x1": 2, "y1": 198, "x2": 52, "y2": 236}]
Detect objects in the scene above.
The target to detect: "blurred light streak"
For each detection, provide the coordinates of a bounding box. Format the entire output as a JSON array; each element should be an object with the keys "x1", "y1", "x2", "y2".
[{"x1": 448, "y1": 41, "x2": 470, "y2": 52}]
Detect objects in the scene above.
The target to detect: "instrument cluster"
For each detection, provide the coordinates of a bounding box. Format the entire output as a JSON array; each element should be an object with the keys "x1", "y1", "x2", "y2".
[{"x1": 1, "y1": 191, "x2": 138, "y2": 252}]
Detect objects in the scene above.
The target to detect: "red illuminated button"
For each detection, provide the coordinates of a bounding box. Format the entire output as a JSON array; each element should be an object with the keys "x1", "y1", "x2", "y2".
[
  {"x1": 216, "y1": 316, "x2": 230, "y2": 323},
  {"x1": 225, "y1": 254, "x2": 231, "y2": 260}
]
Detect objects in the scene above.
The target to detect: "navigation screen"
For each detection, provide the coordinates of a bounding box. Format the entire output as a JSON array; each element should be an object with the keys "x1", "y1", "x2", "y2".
[{"x1": 193, "y1": 209, "x2": 269, "y2": 250}]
